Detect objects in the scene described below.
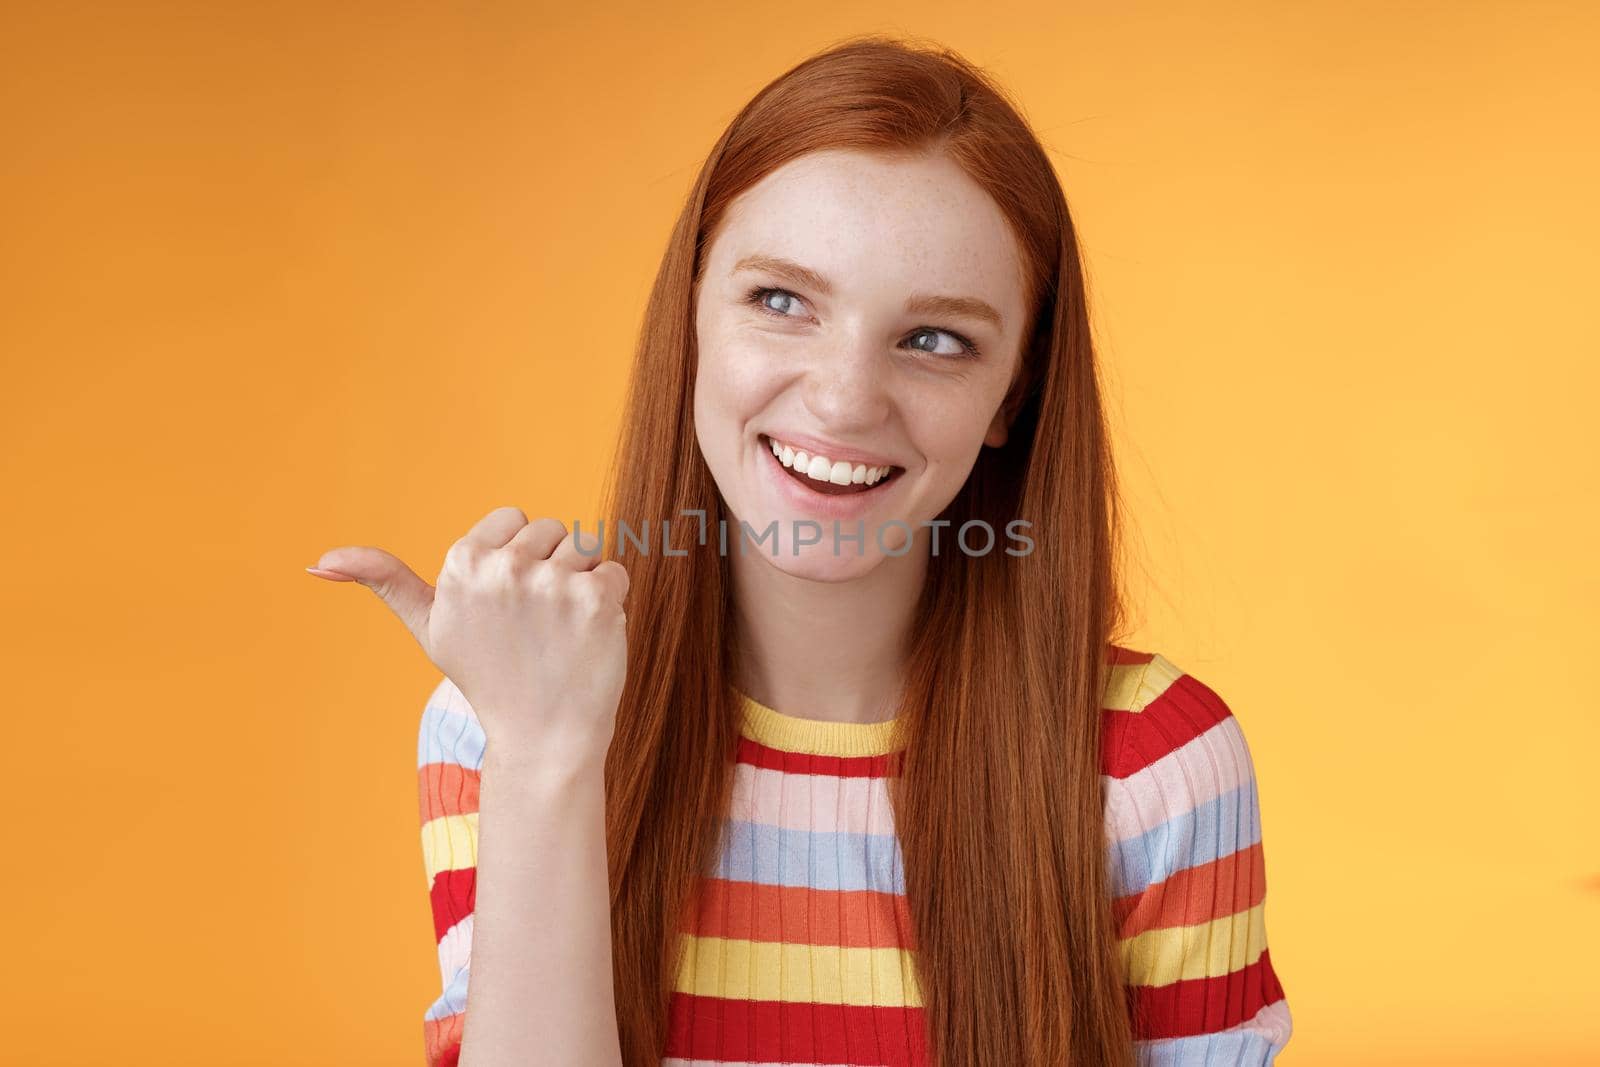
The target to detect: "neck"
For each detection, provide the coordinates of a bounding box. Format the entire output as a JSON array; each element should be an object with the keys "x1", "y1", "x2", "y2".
[{"x1": 729, "y1": 529, "x2": 928, "y2": 726}]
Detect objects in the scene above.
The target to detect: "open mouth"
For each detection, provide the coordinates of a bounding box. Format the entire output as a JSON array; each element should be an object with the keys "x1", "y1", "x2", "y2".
[{"x1": 760, "y1": 433, "x2": 904, "y2": 496}]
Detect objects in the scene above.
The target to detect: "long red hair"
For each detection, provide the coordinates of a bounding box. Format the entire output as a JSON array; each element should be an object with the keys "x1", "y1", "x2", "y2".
[{"x1": 597, "y1": 33, "x2": 1135, "y2": 1065}]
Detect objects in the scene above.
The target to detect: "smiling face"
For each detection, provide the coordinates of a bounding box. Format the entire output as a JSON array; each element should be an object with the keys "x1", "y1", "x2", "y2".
[{"x1": 691, "y1": 147, "x2": 1030, "y2": 579}]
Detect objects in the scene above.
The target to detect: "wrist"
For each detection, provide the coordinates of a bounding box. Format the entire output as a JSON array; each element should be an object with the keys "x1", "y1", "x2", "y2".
[{"x1": 481, "y1": 726, "x2": 611, "y2": 785}]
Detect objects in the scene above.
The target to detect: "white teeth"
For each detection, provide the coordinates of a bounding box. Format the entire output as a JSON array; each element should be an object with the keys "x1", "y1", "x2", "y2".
[{"x1": 765, "y1": 435, "x2": 895, "y2": 487}]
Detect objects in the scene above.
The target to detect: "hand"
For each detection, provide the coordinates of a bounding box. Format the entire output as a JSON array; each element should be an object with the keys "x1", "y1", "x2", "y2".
[{"x1": 308, "y1": 507, "x2": 629, "y2": 761}]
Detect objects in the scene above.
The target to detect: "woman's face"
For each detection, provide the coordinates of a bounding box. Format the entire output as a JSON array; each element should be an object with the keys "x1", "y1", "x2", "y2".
[{"x1": 692, "y1": 146, "x2": 1028, "y2": 579}]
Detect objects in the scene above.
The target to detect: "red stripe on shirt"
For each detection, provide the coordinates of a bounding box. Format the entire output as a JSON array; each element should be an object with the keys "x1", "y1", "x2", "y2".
[
  {"x1": 682, "y1": 876, "x2": 917, "y2": 950},
  {"x1": 419, "y1": 761, "x2": 480, "y2": 822},
  {"x1": 1113, "y1": 840, "x2": 1268, "y2": 936},
  {"x1": 737, "y1": 737, "x2": 904, "y2": 778},
  {"x1": 429, "y1": 867, "x2": 476, "y2": 943},
  {"x1": 665, "y1": 991, "x2": 928, "y2": 1066},
  {"x1": 1126, "y1": 946, "x2": 1287, "y2": 1040},
  {"x1": 1101, "y1": 673, "x2": 1235, "y2": 778}
]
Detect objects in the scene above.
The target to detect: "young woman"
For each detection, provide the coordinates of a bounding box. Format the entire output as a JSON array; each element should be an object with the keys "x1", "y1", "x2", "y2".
[{"x1": 310, "y1": 34, "x2": 1292, "y2": 1067}]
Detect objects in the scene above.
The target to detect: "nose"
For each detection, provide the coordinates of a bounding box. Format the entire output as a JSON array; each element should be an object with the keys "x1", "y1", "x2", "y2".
[{"x1": 801, "y1": 332, "x2": 892, "y2": 432}]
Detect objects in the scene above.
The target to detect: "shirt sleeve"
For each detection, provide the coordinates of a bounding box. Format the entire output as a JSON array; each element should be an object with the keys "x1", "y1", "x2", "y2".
[
  {"x1": 1102, "y1": 654, "x2": 1293, "y2": 1065},
  {"x1": 417, "y1": 675, "x2": 485, "y2": 1067}
]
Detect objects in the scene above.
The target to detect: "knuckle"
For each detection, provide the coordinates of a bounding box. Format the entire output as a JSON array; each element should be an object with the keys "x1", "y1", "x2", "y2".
[
  {"x1": 574, "y1": 596, "x2": 611, "y2": 624},
  {"x1": 501, "y1": 544, "x2": 538, "y2": 574},
  {"x1": 443, "y1": 539, "x2": 474, "y2": 570},
  {"x1": 526, "y1": 561, "x2": 562, "y2": 592},
  {"x1": 532, "y1": 516, "x2": 568, "y2": 539}
]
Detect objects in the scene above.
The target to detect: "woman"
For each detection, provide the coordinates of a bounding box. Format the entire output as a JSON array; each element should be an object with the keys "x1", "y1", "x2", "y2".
[{"x1": 310, "y1": 34, "x2": 1292, "y2": 1066}]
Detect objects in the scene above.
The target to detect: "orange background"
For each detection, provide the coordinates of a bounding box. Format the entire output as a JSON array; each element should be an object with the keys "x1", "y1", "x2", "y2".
[{"x1": 3, "y1": 2, "x2": 1596, "y2": 1063}]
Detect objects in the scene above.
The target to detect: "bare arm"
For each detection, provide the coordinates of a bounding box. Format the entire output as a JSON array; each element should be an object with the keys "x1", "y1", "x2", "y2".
[
  {"x1": 312, "y1": 509, "x2": 631, "y2": 1065},
  {"x1": 460, "y1": 737, "x2": 623, "y2": 1067}
]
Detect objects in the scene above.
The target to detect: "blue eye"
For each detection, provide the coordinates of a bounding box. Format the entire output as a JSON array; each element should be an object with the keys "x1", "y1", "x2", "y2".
[
  {"x1": 751, "y1": 287, "x2": 804, "y2": 317},
  {"x1": 741, "y1": 285, "x2": 983, "y2": 361},
  {"x1": 906, "y1": 328, "x2": 982, "y2": 359}
]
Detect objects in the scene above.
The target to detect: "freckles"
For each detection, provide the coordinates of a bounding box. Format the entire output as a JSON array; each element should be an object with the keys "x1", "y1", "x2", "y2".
[
  {"x1": 701, "y1": 339, "x2": 783, "y2": 417},
  {"x1": 910, "y1": 399, "x2": 990, "y2": 459},
  {"x1": 731, "y1": 334, "x2": 794, "y2": 386}
]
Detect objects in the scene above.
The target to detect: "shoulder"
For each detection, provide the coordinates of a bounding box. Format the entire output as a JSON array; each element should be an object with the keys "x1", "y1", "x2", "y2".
[
  {"x1": 416, "y1": 676, "x2": 478, "y2": 1058},
  {"x1": 1099, "y1": 645, "x2": 1293, "y2": 1054},
  {"x1": 1099, "y1": 644, "x2": 1268, "y2": 893},
  {"x1": 418, "y1": 675, "x2": 482, "y2": 927},
  {"x1": 1099, "y1": 644, "x2": 1251, "y2": 780},
  {"x1": 417, "y1": 674, "x2": 486, "y2": 774},
  {"x1": 417, "y1": 676, "x2": 485, "y2": 882}
]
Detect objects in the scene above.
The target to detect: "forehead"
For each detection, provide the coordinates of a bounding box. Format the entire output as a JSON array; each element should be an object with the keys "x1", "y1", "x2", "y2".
[{"x1": 708, "y1": 148, "x2": 1025, "y2": 312}]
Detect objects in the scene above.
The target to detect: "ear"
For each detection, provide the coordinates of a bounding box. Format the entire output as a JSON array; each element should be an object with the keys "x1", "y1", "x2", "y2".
[{"x1": 983, "y1": 405, "x2": 1010, "y2": 448}]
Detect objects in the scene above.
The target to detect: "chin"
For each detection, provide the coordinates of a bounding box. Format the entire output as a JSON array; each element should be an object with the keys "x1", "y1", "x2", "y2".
[{"x1": 760, "y1": 545, "x2": 888, "y2": 583}]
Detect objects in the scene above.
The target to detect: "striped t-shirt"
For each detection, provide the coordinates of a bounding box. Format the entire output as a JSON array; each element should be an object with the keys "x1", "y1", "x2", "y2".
[{"x1": 417, "y1": 646, "x2": 1292, "y2": 1065}]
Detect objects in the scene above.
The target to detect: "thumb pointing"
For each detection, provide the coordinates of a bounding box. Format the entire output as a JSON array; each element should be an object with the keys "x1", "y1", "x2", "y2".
[{"x1": 312, "y1": 545, "x2": 436, "y2": 656}]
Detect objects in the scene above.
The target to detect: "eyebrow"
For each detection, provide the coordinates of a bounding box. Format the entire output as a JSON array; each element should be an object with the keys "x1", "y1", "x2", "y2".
[{"x1": 733, "y1": 253, "x2": 1005, "y2": 332}]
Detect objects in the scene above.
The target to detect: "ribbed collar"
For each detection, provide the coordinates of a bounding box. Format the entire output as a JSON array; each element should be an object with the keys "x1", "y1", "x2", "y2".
[{"x1": 735, "y1": 689, "x2": 904, "y2": 757}]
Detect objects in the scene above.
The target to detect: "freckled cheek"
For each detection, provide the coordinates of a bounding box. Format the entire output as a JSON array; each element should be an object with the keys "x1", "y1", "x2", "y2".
[
  {"x1": 704, "y1": 335, "x2": 793, "y2": 416},
  {"x1": 906, "y1": 402, "x2": 991, "y2": 472}
]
